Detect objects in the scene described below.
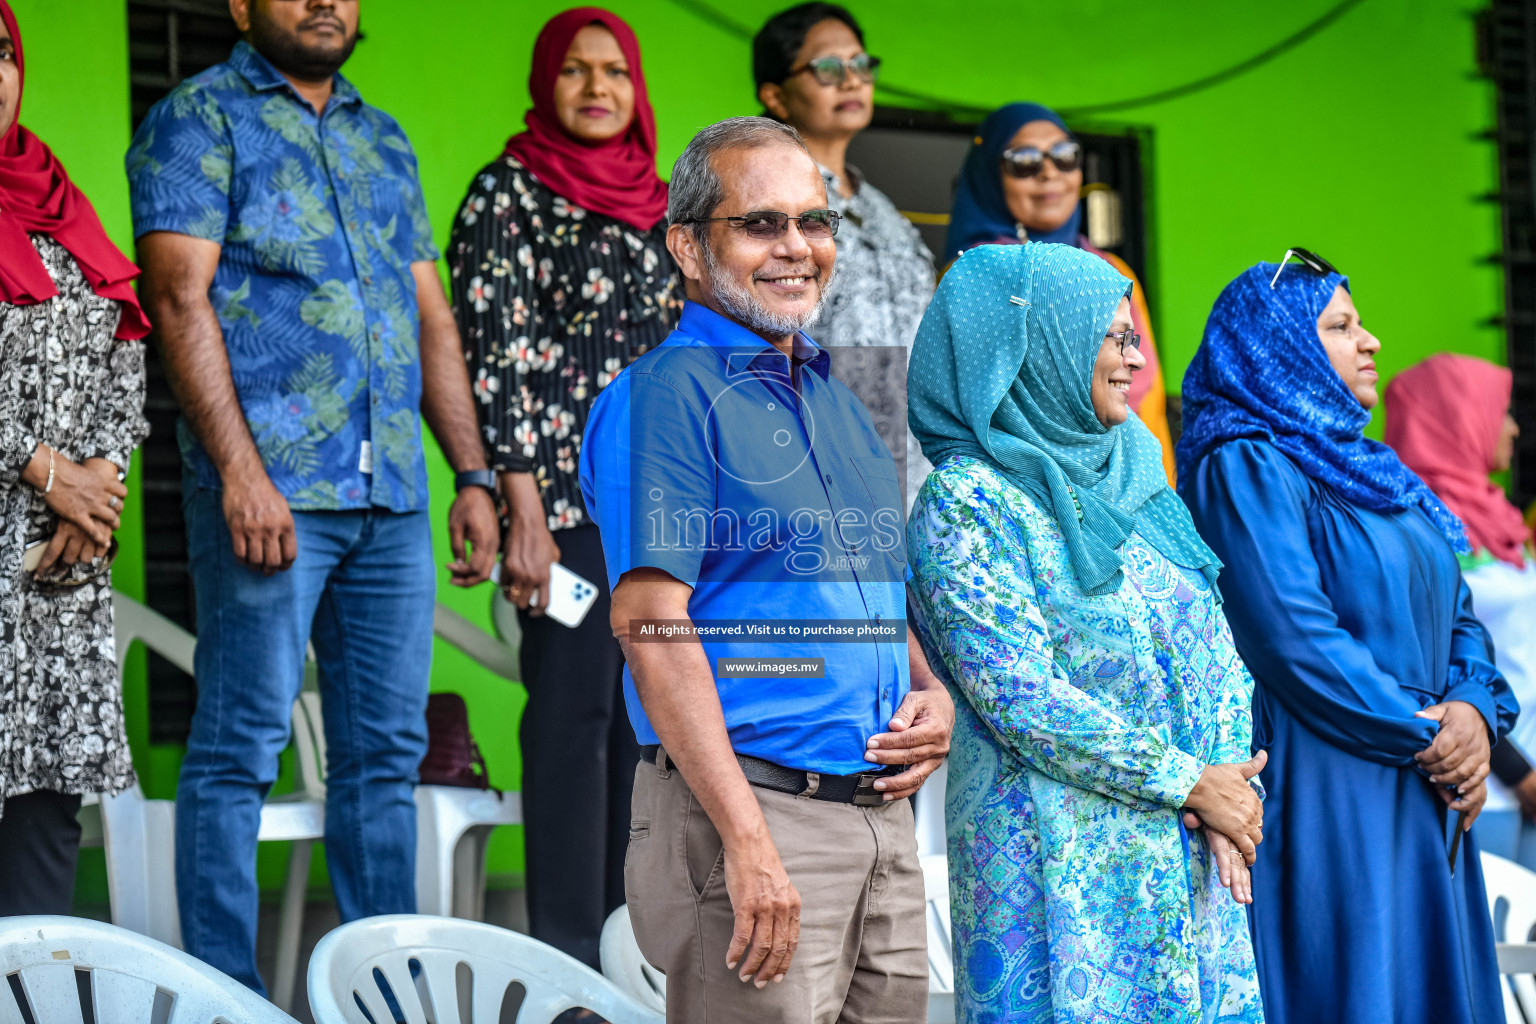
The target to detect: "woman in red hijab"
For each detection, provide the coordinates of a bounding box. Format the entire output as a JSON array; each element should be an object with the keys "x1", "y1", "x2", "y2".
[
  {"x1": 0, "y1": 0, "x2": 150, "y2": 914},
  {"x1": 447, "y1": 7, "x2": 679, "y2": 972},
  {"x1": 1386, "y1": 353, "x2": 1536, "y2": 868}
]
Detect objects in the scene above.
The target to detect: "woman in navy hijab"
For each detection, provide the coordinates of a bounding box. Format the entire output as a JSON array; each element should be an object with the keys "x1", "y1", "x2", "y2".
[
  {"x1": 946, "y1": 102, "x2": 1177, "y2": 482},
  {"x1": 1178, "y1": 255, "x2": 1515, "y2": 1024}
]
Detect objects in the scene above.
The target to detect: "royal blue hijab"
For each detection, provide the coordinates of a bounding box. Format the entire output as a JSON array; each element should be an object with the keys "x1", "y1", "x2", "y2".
[
  {"x1": 1176, "y1": 262, "x2": 1467, "y2": 550},
  {"x1": 910, "y1": 242, "x2": 1221, "y2": 597},
  {"x1": 944, "y1": 102, "x2": 1082, "y2": 260}
]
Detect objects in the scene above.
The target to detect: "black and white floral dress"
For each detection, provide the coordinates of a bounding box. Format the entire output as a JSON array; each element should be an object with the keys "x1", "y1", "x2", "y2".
[
  {"x1": 0, "y1": 235, "x2": 148, "y2": 818},
  {"x1": 448, "y1": 155, "x2": 681, "y2": 532}
]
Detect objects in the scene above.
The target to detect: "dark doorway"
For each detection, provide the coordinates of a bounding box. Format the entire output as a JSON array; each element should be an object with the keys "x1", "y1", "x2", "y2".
[
  {"x1": 127, "y1": 0, "x2": 242, "y2": 744},
  {"x1": 1479, "y1": 0, "x2": 1536, "y2": 509}
]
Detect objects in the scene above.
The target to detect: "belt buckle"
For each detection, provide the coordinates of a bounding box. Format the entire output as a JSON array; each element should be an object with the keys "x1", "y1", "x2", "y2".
[{"x1": 852, "y1": 773, "x2": 886, "y2": 806}]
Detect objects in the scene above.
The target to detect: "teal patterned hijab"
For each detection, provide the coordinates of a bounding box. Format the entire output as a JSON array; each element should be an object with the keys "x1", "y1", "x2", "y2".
[{"x1": 909, "y1": 242, "x2": 1221, "y2": 597}]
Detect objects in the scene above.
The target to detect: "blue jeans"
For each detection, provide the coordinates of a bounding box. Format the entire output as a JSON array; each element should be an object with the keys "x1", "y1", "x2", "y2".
[{"x1": 176, "y1": 487, "x2": 434, "y2": 993}]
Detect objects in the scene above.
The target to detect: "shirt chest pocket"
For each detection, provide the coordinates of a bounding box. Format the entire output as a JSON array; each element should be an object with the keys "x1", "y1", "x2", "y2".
[{"x1": 843, "y1": 455, "x2": 905, "y2": 577}]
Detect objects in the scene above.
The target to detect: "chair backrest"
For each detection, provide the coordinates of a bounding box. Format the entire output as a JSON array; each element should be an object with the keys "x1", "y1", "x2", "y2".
[
  {"x1": 919, "y1": 853, "x2": 954, "y2": 994},
  {"x1": 598, "y1": 906, "x2": 666, "y2": 1014},
  {"x1": 112, "y1": 593, "x2": 196, "y2": 676},
  {"x1": 1484, "y1": 851, "x2": 1536, "y2": 944},
  {"x1": 0, "y1": 916, "x2": 296, "y2": 1024},
  {"x1": 308, "y1": 916, "x2": 661, "y2": 1024},
  {"x1": 1480, "y1": 851, "x2": 1536, "y2": 1021}
]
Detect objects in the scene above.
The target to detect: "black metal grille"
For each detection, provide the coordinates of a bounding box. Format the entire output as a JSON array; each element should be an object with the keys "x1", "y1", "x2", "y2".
[
  {"x1": 1479, "y1": 0, "x2": 1536, "y2": 507},
  {"x1": 128, "y1": 0, "x2": 241, "y2": 744}
]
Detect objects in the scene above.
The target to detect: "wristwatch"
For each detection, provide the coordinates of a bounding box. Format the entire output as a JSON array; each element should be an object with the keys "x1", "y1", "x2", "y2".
[{"x1": 454, "y1": 469, "x2": 497, "y2": 499}]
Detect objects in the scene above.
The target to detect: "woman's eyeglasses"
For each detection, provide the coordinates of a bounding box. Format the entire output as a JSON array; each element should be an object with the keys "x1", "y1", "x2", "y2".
[
  {"x1": 684, "y1": 209, "x2": 842, "y2": 240},
  {"x1": 1107, "y1": 328, "x2": 1141, "y2": 356},
  {"x1": 1000, "y1": 140, "x2": 1083, "y2": 179},
  {"x1": 1269, "y1": 247, "x2": 1339, "y2": 288},
  {"x1": 789, "y1": 53, "x2": 881, "y2": 87}
]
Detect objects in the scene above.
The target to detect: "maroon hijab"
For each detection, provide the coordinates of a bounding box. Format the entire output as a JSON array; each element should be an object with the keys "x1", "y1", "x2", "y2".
[
  {"x1": 0, "y1": 0, "x2": 148, "y2": 340},
  {"x1": 503, "y1": 8, "x2": 668, "y2": 232}
]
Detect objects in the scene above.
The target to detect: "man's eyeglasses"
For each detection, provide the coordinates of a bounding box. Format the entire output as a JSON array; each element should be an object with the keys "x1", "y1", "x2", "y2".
[
  {"x1": 1000, "y1": 140, "x2": 1082, "y2": 180},
  {"x1": 789, "y1": 53, "x2": 881, "y2": 87},
  {"x1": 1107, "y1": 328, "x2": 1141, "y2": 356},
  {"x1": 1269, "y1": 247, "x2": 1339, "y2": 289},
  {"x1": 685, "y1": 209, "x2": 841, "y2": 241}
]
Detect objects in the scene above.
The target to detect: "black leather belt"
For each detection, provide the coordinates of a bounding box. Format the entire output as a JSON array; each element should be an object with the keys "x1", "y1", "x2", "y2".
[{"x1": 640, "y1": 744, "x2": 902, "y2": 806}]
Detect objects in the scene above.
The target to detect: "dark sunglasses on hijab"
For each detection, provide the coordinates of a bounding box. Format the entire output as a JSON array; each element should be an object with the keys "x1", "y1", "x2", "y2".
[
  {"x1": 1269, "y1": 247, "x2": 1339, "y2": 288},
  {"x1": 999, "y1": 139, "x2": 1083, "y2": 179},
  {"x1": 790, "y1": 53, "x2": 882, "y2": 86}
]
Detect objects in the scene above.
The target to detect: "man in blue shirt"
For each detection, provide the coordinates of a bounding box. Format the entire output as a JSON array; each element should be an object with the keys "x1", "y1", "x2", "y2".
[
  {"x1": 127, "y1": 0, "x2": 499, "y2": 992},
  {"x1": 581, "y1": 116, "x2": 952, "y2": 1024}
]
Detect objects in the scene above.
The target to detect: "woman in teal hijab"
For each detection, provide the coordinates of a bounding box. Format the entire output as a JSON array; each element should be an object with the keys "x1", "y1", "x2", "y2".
[{"x1": 907, "y1": 242, "x2": 1266, "y2": 1024}]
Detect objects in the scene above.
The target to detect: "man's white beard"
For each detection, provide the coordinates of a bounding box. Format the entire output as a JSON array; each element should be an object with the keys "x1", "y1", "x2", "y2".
[{"x1": 701, "y1": 244, "x2": 834, "y2": 339}]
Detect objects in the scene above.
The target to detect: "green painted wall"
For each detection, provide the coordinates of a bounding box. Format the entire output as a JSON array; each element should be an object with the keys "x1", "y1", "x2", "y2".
[{"x1": 15, "y1": 0, "x2": 1502, "y2": 895}]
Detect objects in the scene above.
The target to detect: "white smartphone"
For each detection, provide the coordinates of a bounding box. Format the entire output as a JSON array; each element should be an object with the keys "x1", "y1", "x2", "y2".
[
  {"x1": 542, "y1": 562, "x2": 600, "y2": 629},
  {"x1": 23, "y1": 539, "x2": 48, "y2": 573},
  {"x1": 491, "y1": 561, "x2": 600, "y2": 629}
]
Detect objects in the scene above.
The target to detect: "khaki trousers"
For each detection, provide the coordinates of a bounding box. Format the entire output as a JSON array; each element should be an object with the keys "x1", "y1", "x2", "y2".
[{"x1": 624, "y1": 755, "x2": 929, "y2": 1024}]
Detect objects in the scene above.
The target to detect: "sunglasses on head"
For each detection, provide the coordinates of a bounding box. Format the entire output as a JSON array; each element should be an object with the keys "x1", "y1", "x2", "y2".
[
  {"x1": 790, "y1": 53, "x2": 881, "y2": 87},
  {"x1": 999, "y1": 139, "x2": 1082, "y2": 179},
  {"x1": 1269, "y1": 247, "x2": 1340, "y2": 288},
  {"x1": 685, "y1": 209, "x2": 841, "y2": 241}
]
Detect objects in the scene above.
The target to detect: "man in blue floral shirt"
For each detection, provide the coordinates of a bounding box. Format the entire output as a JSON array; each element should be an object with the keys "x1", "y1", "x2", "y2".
[{"x1": 127, "y1": 0, "x2": 499, "y2": 992}]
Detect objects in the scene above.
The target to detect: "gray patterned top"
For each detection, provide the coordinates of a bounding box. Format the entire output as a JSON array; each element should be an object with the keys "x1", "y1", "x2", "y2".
[
  {"x1": 813, "y1": 165, "x2": 936, "y2": 509},
  {"x1": 0, "y1": 235, "x2": 147, "y2": 816}
]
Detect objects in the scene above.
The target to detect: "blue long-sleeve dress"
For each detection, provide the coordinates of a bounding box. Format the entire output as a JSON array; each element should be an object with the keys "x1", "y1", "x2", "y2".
[{"x1": 1184, "y1": 438, "x2": 1517, "y2": 1024}]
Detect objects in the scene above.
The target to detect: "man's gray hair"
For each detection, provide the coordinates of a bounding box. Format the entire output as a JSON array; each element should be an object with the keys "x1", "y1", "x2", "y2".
[{"x1": 667, "y1": 117, "x2": 810, "y2": 231}]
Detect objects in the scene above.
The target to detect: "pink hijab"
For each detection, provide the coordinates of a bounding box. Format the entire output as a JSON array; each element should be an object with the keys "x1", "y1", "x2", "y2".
[{"x1": 1385, "y1": 353, "x2": 1531, "y2": 566}]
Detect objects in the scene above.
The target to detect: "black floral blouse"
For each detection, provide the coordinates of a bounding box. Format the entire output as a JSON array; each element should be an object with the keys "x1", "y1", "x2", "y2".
[{"x1": 449, "y1": 155, "x2": 681, "y2": 531}]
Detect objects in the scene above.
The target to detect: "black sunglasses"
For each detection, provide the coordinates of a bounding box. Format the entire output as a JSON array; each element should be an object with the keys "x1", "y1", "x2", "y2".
[
  {"x1": 1269, "y1": 247, "x2": 1339, "y2": 288},
  {"x1": 999, "y1": 139, "x2": 1082, "y2": 179},
  {"x1": 685, "y1": 209, "x2": 841, "y2": 240},
  {"x1": 790, "y1": 53, "x2": 881, "y2": 87}
]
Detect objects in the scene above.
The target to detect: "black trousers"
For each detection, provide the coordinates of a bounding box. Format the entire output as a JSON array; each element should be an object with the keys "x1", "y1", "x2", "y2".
[
  {"x1": 517, "y1": 524, "x2": 637, "y2": 969},
  {"x1": 0, "y1": 790, "x2": 83, "y2": 916}
]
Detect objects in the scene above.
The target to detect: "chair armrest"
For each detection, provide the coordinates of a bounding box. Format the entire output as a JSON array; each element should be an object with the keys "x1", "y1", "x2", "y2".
[{"x1": 434, "y1": 603, "x2": 521, "y2": 683}]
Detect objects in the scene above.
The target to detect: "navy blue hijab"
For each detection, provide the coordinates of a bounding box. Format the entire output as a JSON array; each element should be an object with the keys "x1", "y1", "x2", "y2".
[
  {"x1": 1176, "y1": 262, "x2": 1467, "y2": 550},
  {"x1": 944, "y1": 102, "x2": 1082, "y2": 260}
]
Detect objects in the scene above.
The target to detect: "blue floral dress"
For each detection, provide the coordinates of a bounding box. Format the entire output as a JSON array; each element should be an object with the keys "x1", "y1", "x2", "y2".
[{"x1": 909, "y1": 456, "x2": 1264, "y2": 1024}]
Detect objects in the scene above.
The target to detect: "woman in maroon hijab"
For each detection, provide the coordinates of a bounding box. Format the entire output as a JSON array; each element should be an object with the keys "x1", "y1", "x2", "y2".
[
  {"x1": 0, "y1": 0, "x2": 151, "y2": 914},
  {"x1": 448, "y1": 7, "x2": 679, "y2": 970}
]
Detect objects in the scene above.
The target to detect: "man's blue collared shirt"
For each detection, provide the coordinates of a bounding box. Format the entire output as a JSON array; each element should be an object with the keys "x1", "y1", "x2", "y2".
[
  {"x1": 126, "y1": 42, "x2": 438, "y2": 511},
  {"x1": 580, "y1": 302, "x2": 910, "y2": 775}
]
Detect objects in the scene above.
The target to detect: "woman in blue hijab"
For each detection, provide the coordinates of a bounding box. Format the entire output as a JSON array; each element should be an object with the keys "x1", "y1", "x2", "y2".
[
  {"x1": 908, "y1": 242, "x2": 1266, "y2": 1023},
  {"x1": 1178, "y1": 257, "x2": 1516, "y2": 1024},
  {"x1": 946, "y1": 102, "x2": 1178, "y2": 483}
]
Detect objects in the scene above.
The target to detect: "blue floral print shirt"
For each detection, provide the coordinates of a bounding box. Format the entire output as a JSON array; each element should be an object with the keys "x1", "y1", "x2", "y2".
[{"x1": 126, "y1": 42, "x2": 439, "y2": 511}]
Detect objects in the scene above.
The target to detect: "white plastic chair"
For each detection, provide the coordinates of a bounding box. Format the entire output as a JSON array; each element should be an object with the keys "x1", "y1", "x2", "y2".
[
  {"x1": 0, "y1": 916, "x2": 297, "y2": 1024},
  {"x1": 1482, "y1": 851, "x2": 1536, "y2": 1023},
  {"x1": 598, "y1": 905, "x2": 667, "y2": 1015},
  {"x1": 108, "y1": 593, "x2": 324, "y2": 1011},
  {"x1": 920, "y1": 852, "x2": 956, "y2": 1023},
  {"x1": 306, "y1": 915, "x2": 663, "y2": 1024}
]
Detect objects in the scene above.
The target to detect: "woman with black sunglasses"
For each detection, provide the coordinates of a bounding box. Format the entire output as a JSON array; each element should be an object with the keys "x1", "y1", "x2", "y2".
[
  {"x1": 947, "y1": 102, "x2": 1178, "y2": 484},
  {"x1": 753, "y1": 3, "x2": 936, "y2": 508},
  {"x1": 1178, "y1": 256, "x2": 1512, "y2": 1024}
]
